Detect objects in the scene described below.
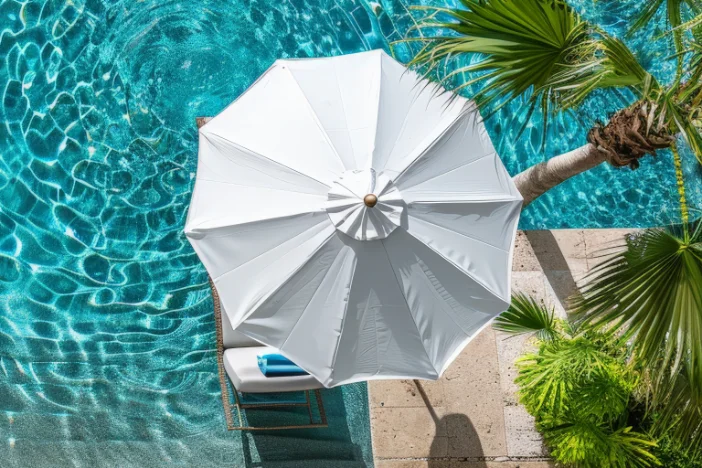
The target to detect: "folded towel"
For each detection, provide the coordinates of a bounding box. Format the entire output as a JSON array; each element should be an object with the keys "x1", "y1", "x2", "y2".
[
  {"x1": 257, "y1": 353, "x2": 308, "y2": 377},
  {"x1": 261, "y1": 353, "x2": 294, "y2": 367}
]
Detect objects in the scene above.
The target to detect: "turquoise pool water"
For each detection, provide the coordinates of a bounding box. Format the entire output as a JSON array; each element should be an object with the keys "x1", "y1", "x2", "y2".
[{"x1": 0, "y1": 0, "x2": 699, "y2": 466}]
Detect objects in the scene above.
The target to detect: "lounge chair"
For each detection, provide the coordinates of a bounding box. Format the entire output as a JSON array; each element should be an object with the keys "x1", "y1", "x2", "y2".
[{"x1": 209, "y1": 279, "x2": 327, "y2": 430}]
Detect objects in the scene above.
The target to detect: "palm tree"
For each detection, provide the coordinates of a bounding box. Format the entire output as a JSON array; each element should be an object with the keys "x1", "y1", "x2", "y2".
[
  {"x1": 405, "y1": 0, "x2": 702, "y2": 206},
  {"x1": 572, "y1": 222, "x2": 702, "y2": 454}
]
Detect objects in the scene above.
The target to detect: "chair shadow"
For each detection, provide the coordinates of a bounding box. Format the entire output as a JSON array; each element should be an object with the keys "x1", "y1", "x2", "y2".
[
  {"x1": 416, "y1": 381, "x2": 487, "y2": 468},
  {"x1": 241, "y1": 386, "x2": 366, "y2": 468}
]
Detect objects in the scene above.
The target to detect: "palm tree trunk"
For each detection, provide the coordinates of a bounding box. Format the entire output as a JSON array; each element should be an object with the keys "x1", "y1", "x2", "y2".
[{"x1": 513, "y1": 144, "x2": 608, "y2": 207}]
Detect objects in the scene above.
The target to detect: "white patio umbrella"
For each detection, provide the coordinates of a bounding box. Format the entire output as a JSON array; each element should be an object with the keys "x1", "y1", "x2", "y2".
[{"x1": 185, "y1": 49, "x2": 522, "y2": 388}]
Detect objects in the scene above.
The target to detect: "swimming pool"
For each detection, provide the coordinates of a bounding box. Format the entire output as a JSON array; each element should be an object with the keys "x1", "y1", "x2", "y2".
[{"x1": 0, "y1": 0, "x2": 699, "y2": 466}]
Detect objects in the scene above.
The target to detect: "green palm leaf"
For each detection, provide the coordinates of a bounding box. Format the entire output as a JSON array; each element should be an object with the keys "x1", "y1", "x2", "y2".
[
  {"x1": 572, "y1": 222, "x2": 702, "y2": 399},
  {"x1": 516, "y1": 336, "x2": 629, "y2": 416},
  {"x1": 627, "y1": 0, "x2": 701, "y2": 75},
  {"x1": 645, "y1": 370, "x2": 702, "y2": 457},
  {"x1": 406, "y1": 0, "x2": 651, "y2": 115},
  {"x1": 493, "y1": 293, "x2": 559, "y2": 341},
  {"x1": 546, "y1": 423, "x2": 660, "y2": 468}
]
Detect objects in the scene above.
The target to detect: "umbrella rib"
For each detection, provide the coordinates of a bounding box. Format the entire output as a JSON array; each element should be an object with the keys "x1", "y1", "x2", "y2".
[
  {"x1": 277, "y1": 269, "x2": 336, "y2": 353},
  {"x1": 406, "y1": 255, "x2": 477, "y2": 339},
  {"x1": 235, "y1": 231, "x2": 340, "y2": 339},
  {"x1": 371, "y1": 295, "x2": 382, "y2": 377},
  {"x1": 186, "y1": 211, "x2": 326, "y2": 237},
  {"x1": 194, "y1": 177, "x2": 329, "y2": 197},
  {"x1": 283, "y1": 67, "x2": 349, "y2": 172},
  {"x1": 331, "y1": 60, "x2": 357, "y2": 171},
  {"x1": 278, "y1": 241, "x2": 352, "y2": 353},
  {"x1": 370, "y1": 51, "x2": 382, "y2": 171},
  {"x1": 380, "y1": 240, "x2": 440, "y2": 377},
  {"x1": 395, "y1": 149, "x2": 494, "y2": 193},
  {"x1": 391, "y1": 105, "x2": 475, "y2": 183},
  {"x1": 211, "y1": 219, "x2": 333, "y2": 282},
  {"x1": 201, "y1": 131, "x2": 331, "y2": 189},
  {"x1": 403, "y1": 229, "x2": 507, "y2": 303},
  {"x1": 327, "y1": 253, "x2": 357, "y2": 385},
  {"x1": 199, "y1": 132, "x2": 328, "y2": 194},
  {"x1": 374, "y1": 90, "x2": 418, "y2": 173},
  {"x1": 407, "y1": 206, "x2": 516, "y2": 253}
]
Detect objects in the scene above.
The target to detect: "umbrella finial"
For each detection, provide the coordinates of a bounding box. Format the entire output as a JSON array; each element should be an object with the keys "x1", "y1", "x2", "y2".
[{"x1": 364, "y1": 194, "x2": 378, "y2": 208}]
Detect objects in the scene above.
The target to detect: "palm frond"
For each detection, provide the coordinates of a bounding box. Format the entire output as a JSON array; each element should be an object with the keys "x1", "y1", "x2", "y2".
[
  {"x1": 406, "y1": 0, "x2": 654, "y2": 124},
  {"x1": 406, "y1": 0, "x2": 592, "y2": 115},
  {"x1": 644, "y1": 369, "x2": 702, "y2": 458},
  {"x1": 628, "y1": 0, "x2": 701, "y2": 75},
  {"x1": 572, "y1": 222, "x2": 702, "y2": 401},
  {"x1": 545, "y1": 423, "x2": 660, "y2": 468},
  {"x1": 674, "y1": 10, "x2": 702, "y2": 33},
  {"x1": 493, "y1": 293, "x2": 559, "y2": 341},
  {"x1": 516, "y1": 336, "x2": 625, "y2": 416},
  {"x1": 627, "y1": 0, "x2": 669, "y2": 37},
  {"x1": 546, "y1": 35, "x2": 653, "y2": 109}
]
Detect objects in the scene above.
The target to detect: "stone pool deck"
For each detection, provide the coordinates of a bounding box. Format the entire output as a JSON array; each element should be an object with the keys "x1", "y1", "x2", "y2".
[{"x1": 369, "y1": 228, "x2": 636, "y2": 467}]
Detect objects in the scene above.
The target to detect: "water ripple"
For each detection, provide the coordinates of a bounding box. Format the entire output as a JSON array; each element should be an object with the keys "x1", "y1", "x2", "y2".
[{"x1": 0, "y1": 0, "x2": 697, "y2": 465}]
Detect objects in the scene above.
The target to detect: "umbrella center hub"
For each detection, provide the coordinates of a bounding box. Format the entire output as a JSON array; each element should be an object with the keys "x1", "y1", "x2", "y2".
[
  {"x1": 363, "y1": 194, "x2": 378, "y2": 208},
  {"x1": 325, "y1": 169, "x2": 404, "y2": 241}
]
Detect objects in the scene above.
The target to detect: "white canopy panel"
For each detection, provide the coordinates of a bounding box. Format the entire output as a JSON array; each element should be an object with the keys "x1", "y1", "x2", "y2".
[{"x1": 185, "y1": 49, "x2": 522, "y2": 387}]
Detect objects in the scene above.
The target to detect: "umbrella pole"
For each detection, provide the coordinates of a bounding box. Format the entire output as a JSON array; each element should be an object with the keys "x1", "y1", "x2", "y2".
[{"x1": 414, "y1": 379, "x2": 441, "y2": 426}]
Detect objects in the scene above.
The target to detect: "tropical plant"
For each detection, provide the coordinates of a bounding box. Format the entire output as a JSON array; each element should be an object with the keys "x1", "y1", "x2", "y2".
[
  {"x1": 651, "y1": 432, "x2": 702, "y2": 467},
  {"x1": 493, "y1": 293, "x2": 558, "y2": 341},
  {"x1": 572, "y1": 221, "x2": 702, "y2": 455},
  {"x1": 403, "y1": 0, "x2": 702, "y2": 206},
  {"x1": 627, "y1": 0, "x2": 701, "y2": 74},
  {"x1": 494, "y1": 295, "x2": 660, "y2": 467}
]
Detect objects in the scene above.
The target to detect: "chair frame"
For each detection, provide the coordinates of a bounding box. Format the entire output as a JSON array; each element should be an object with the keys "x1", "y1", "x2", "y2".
[
  {"x1": 209, "y1": 279, "x2": 327, "y2": 430},
  {"x1": 197, "y1": 116, "x2": 327, "y2": 430}
]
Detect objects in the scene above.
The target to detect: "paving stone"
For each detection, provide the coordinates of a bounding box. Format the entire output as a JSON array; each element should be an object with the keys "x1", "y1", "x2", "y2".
[
  {"x1": 375, "y1": 461, "x2": 449, "y2": 468},
  {"x1": 510, "y1": 271, "x2": 549, "y2": 302},
  {"x1": 444, "y1": 405, "x2": 506, "y2": 457},
  {"x1": 541, "y1": 271, "x2": 572, "y2": 318},
  {"x1": 375, "y1": 460, "x2": 554, "y2": 467},
  {"x1": 472, "y1": 463, "x2": 554, "y2": 467},
  {"x1": 494, "y1": 329, "x2": 531, "y2": 406},
  {"x1": 444, "y1": 327, "x2": 500, "y2": 383},
  {"x1": 371, "y1": 406, "x2": 448, "y2": 459},
  {"x1": 582, "y1": 229, "x2": 636, "y2": 267},
  {"x1": 375, "y1": 461, "x2": 436, "y2": 468},
  {"x1": 455, "y1": 463, "x2": 554, "y2": 467},
  {"x1": 372, "y1": 229, "x2": 624, "y2": 467},
  {"x1": 512, "y1": 231, "x2": 542, "y2": 272},
  {"x1": 442, "y1": 332, "x2": 506, "y2": 457},
  {"x1": 370, "y1": 379, "x2": 445, "y2": 409},
  {"x1": 503, "y1": 406, "x2": 546, "y2": 458},
  {"x1": 525, "y1": 230, "x2": 588, "y2": 274}
]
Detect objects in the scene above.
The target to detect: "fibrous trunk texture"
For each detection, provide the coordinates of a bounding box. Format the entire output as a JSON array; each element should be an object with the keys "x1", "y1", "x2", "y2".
[
  {"x1": 515, "y1": 102, "x2": 675, "y2": 206},
  {"x1": 587, "y1": 101, "x2": 674, "y2": 169},
  {"x1": 513, "y1": 144, "x2": 607, "y2": 206}
]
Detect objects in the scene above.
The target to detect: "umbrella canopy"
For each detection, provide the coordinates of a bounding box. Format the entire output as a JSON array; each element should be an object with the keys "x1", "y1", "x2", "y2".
[{"x1": 185, "y1": 50, "x2": 522, "y2": 387}]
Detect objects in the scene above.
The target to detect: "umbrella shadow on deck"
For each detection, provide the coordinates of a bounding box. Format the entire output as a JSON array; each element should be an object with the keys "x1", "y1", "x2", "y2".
[
  {"x1": 240, "y1": 386, "x2": 367, "y2": 468},
  {"x1": 416, "y1": 381, "x2": 487, "y2": 468}
]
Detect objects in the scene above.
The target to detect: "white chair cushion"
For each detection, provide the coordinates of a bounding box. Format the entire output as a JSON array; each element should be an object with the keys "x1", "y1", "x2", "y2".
[{"x1": 223, "y1": 346, "x2": 323, "y2": 393}]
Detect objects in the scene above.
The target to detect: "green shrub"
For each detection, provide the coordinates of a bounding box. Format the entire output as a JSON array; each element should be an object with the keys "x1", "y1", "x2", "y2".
[
  {"x1": 495, "y1": 295, "x2": 660, "y2": 467},
  {"x1": 652, "y1": 434, "x2": 702, "y2": 468}
]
